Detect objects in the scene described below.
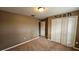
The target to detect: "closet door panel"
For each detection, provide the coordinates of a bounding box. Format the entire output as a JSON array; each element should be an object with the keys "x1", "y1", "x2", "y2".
[
  {"x1": 55, "y1": 18, "x2": 62, "y2": 43},
  {"x1": 61, "y1": 17, "x2": 68, "y2": 46},
  {"x1": 51, "y1": 19, "x2": 56, "y2": 42},
  {"x1": 51, "y1": 18, "x2": 61, "y2": 43},
  {"x1": 67, "y1": 16, "x2": 78, "y2": 47}
]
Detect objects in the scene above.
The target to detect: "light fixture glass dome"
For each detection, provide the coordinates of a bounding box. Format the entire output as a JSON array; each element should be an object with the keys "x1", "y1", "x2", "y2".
[{"x1": 38, "y1": 7, "x2": 45, "y2": 12}]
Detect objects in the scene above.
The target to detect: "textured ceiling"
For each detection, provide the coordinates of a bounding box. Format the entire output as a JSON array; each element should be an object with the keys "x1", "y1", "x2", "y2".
[{"x1": 0, "y1": 7, "x2": 79, "y2": 19}]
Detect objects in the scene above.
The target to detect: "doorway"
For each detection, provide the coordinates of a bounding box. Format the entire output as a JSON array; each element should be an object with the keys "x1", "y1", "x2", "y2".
[{"x1": 41, "y1": 21, "x2": 45, "y2": 36}]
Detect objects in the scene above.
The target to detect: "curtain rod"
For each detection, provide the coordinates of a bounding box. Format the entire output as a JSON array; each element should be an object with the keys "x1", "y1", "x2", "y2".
[{"x1": 53, "y1": 13, "x2": 72, "y2": 18}]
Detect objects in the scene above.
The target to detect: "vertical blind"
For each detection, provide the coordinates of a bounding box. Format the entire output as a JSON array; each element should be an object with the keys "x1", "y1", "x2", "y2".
[{"x1": 51, "y1": 16, "x2": 78, "y2": 47}]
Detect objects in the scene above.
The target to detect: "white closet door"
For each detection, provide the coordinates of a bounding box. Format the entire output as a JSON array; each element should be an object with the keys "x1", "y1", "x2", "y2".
[
  {"x1": 55, "y1": 18, "x2": 62, "y2": 43},
  {"x1": 61, "y1": 17, "x2": 68, "y2": 46},
  {"x1": 51, "y1": 18, "x2": 62, "y2": 43},
  {"x1": 67, "y1": 16, "x2": 78, "y2": 47},
  {"x1": 41, "y1": 21, "x2": 45, "y2": 36},
  {"x1": 51, "y1": 19, "x2": 56, "y2": 42},
  {"x1": 51, "y1": 16, "x2": 78, "y2": 47}
]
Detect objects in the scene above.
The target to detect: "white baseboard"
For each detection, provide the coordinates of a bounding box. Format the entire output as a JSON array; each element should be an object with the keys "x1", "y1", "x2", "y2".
[
  {"x1": 48, "y1": 39, "x2": 74, "y2": 48},
  {"x1": 2, "y1": 36, "x2": 40, "y2": 51},
  {"x1": 73, "y1": 46, "x2": 79, "y2": 50}
]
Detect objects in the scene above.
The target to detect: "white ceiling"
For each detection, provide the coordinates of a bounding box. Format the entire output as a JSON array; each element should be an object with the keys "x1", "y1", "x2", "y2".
[{"x1": 0, "y1": 7, "x2": 79, "y2": 19}]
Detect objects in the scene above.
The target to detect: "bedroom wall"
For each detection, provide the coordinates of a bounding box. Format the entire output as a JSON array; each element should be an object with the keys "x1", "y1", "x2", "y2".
[{"x1": 0, "y1": 11, "x2": 39, "y2": 50}]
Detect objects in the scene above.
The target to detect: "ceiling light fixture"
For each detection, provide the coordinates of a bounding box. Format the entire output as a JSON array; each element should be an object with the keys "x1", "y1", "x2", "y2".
[{"x1": 38, "y1": 7, "x2": 45, "y2": 12}]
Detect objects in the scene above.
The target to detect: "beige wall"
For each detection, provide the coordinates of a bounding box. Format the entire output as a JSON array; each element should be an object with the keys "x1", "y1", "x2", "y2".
[
  {"x1": 47, "y1": 18, "x2": 51, "y2": 39},
  {"x1": 75, "y1": 16, "x2": 79, "y2": 48},
  {"x1": 0, "y1": 11, "x2": 39, "y2": 50}
]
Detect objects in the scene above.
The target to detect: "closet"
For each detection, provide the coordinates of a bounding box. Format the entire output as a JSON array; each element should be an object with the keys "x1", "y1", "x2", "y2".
[{"x1": 51, "y1": 16, "x2": 78, "y2": 47}]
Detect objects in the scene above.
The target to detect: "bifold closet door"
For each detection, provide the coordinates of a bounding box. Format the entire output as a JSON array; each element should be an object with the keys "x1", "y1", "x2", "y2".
[
  {"x1": 67, "y1": 16, "x2": 78, "y2": 47},
  {"x1": 61, "y1": 16, "x2": 78, "y2": 47},
  {"x1": 41, "y1": 21, "x2": 45, "y2": 36},
  {"x1": 61, "y1": 17, "x2": 68, "y2": 46},
  {"x1": 51, "y1": 18, "x2": 62, "y2": 43},
  {"x1": 51, "y1": 16, "x2": 78, "y2": 47}
]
